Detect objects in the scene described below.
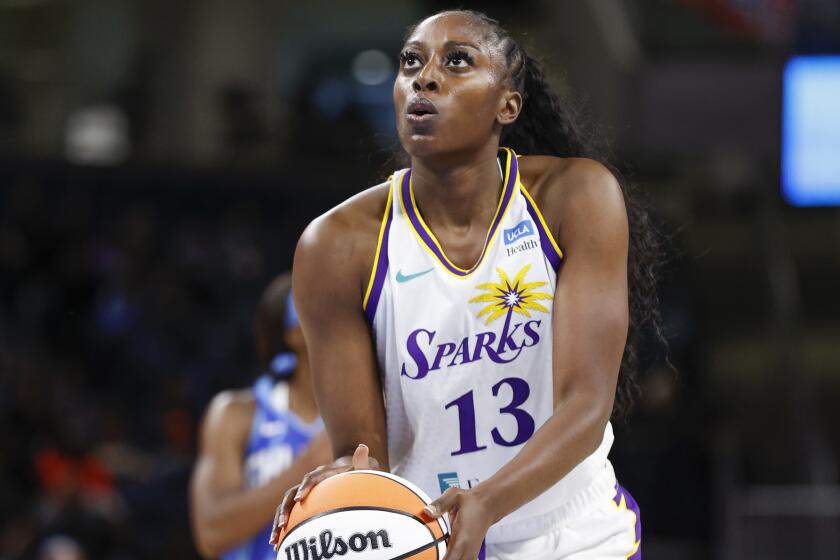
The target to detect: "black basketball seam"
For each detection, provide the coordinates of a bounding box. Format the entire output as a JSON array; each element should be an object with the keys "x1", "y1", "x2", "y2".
[
  {"x1": 277, "y1": 505, "x2": 437, "y2": 551},
  {"x1": 365, "y1": 472, "x2": 451, "y2": 538},
  {"x1": 387, "y1": 533, "x2": 449, "y2": 560}
]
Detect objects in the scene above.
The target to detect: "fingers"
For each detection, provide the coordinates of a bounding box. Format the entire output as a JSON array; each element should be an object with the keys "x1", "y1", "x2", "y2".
[
  {"x1": 351, "y1": 443, "x2": 370, "y2": 470},
  {"x1": 294, "y1": 464, "x2": 351, "y2": 502},
  {"x1": 268, "y1": 447, "x2": 378, "y2": 550},
  {"x1": 425, "y1": 486, "x2": 460, "y2": 519},
  {"x1": 269, "y1": 504, "x2": 283, "y2": 546},
  {"x1": 270, "y1": 484, "x2": 299, "y2": 549}
]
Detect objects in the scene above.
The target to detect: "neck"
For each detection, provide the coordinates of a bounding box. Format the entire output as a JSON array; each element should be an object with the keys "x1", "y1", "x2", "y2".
[
  {"x1": 409, "y1": 143, "x2": 503, "y2": 229},
  {"x1": 286, "y1": 352, "x2": 318, "y2": 422}
]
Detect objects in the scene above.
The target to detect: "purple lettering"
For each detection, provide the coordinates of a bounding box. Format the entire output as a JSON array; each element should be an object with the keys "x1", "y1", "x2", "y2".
[
  {"x1": 448, "y1": 338, "x2": 473, "y2": 367},
  {"x1": 472, "y1": 331, "x2": 496, "y2": 362},
  {"x1": 431, "y1": 342, "x2": 456, "y2": 371},
  {"x1": 400, "y1": 328, "x2": 435, "y2": 379},
  {"x1": 495, "y1": 321, "x2": 523, "y2": 355},
  {"x1": 401, "y1": 319, "x2": 543, "y2": 379},
  {"x1": 522, "y1": 320, "x2": 541, "y2": 347}
]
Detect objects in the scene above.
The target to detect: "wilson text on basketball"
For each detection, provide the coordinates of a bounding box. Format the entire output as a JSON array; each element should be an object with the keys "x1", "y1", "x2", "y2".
[{"x1": 283, "y1": 529, "x2": 392, "y2": 560}]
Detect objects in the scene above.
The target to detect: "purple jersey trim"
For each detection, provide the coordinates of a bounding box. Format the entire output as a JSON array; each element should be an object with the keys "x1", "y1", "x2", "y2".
[
  {"x1": 614, "y1": 483, "x2": 642, "y2": 559},
  {"x1": 401, "y1": 148, "x2": 518, "y2": 277},
  {"x1": 363, "y1": 202, "x2": 393, "y2": 324},
  {"x1": 523, "y1": 194, "x2": 563, "y2": 272}
]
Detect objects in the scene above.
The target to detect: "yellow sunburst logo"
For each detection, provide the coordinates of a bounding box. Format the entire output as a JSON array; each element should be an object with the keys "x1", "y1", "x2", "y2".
[{"x1": 468, "y1": 264, "x2": 553, "y2": 325}]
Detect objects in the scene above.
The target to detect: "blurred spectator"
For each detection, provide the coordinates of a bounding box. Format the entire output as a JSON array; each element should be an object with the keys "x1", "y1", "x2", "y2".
[
  {"x1": 0, "y1": 165, "x2": 305, "y2": 559},
  {"x1": 37, "y1": 535, "x2": 86, "y2": 560}
]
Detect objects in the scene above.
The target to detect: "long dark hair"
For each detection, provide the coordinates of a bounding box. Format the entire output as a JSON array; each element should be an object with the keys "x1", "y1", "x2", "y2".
[{"x1": 401, "y1": 10, "x2": 667, "y2": 419}]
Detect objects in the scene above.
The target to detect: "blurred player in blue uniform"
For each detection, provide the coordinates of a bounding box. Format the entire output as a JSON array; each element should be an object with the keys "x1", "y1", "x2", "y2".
[{"x1": 190, "y1": 273, "x2": 330, "y2": 560}]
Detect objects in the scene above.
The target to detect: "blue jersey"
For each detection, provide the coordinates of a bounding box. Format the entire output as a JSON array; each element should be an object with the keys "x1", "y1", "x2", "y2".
[{"x1": 221, "y1": 375, "x2": 323, "y2": 560}]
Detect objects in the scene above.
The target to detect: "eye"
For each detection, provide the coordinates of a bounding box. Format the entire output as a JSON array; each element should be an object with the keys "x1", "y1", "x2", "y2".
[
  {"x1": 446, "y1": 50, "x2": 474, "y2": 68},
  {"x1": 399, "y1": 50, "x2": 422, "y2": 70}
]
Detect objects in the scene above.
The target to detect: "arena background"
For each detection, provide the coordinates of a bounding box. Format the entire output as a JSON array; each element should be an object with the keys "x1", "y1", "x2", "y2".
[{"x1": 1, "y1": 1, "x2": 839, "y2": 559}]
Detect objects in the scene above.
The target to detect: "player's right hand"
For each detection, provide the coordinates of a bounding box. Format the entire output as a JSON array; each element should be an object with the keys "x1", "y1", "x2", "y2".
[{"x1": 269, "y1": 443, "x2": 379, "y2": 550}]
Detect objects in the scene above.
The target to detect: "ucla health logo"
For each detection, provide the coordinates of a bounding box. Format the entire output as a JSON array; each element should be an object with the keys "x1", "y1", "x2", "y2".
[
  {"x1": 400, "y1": 265, "x2": 552, "y2": 379},
  {"x1": 503, "y1": 219, "x2": 535, "y2": 245}
]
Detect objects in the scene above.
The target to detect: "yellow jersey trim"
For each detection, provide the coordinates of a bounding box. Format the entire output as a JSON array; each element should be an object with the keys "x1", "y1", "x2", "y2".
[
  {"x1": 362, "y1": 180, "x2": 395, "y2": 312},
  {"x1": 400, "y1": 149, "x2": 518, "y2": 279},
  {"x1": 520, "y1": 184, "x2": 564, "y2": 260}
]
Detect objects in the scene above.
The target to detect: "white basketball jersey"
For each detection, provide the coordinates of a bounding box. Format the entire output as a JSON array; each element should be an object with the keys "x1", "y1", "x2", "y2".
[{"x1": 363, "y1": 148, "x2": 615, "y2": 543}]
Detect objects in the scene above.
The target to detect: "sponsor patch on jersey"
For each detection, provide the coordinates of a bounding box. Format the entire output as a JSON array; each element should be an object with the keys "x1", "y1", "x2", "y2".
[
  {"x1": 503, "y1": 219, "x2": 535, "y2": 245},
  {"x1": 506, "y1": 238, "x2": 538, "y2": 258},
  {"x1": 437, "y1": 472, "x2": 460, "y2": 493}
]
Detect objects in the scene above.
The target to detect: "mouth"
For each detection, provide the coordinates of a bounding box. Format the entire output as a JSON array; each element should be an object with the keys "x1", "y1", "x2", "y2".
[{"x1": 405, "y1": 97, "x2": 439, "y2": 123}]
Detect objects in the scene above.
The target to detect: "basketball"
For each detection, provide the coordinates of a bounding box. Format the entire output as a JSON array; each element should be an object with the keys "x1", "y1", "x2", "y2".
[{"x1": 275, "y1": 470, "x2": 449, "y2": 560}]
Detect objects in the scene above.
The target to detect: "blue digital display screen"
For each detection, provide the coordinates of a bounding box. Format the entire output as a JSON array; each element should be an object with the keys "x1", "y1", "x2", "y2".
[{"x1": 782, "y1": 55, "x2": 840, "y2": 207}]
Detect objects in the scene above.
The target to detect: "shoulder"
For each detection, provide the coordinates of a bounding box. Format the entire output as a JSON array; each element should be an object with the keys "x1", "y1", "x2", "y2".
[
  {"x1": 518, "y1": 155, "x2": 627, "y2": 244},
  {"x1": 518, "y1": 155, "x2": 623, "y2": 214},
  {"x1": 294, "y1": 181, "x2": 391, "y2": 302},
  {"x1": 299, "y1": 181, "x2": 391, "y2": 248},
  {"x1": 200, "y1": 389, "x2": 255, "y2": 448}
]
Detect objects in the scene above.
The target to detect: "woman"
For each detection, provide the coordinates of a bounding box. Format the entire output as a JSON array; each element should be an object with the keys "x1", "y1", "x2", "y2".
[
  {"x1": 273, "y1": 10, "x2": 660, "y2": 560},
  {"x1": 190, "y1": 273, "x2": 331, "y2": 560}
]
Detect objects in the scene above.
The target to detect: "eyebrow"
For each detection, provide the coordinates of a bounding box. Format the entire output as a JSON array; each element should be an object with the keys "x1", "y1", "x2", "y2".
[{"x1": 403, "y1": 40, "x2": 480, "y2": 51}]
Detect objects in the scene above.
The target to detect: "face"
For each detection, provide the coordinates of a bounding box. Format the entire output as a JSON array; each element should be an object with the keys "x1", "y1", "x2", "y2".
[{"x1": 394, "y1": 13, "x2": 521, "y2": 158}]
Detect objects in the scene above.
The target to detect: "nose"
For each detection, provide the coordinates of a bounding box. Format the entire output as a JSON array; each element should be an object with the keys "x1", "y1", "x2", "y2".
[{"x1": 412, "y1": 66, "x2": 439, "y2": 93}]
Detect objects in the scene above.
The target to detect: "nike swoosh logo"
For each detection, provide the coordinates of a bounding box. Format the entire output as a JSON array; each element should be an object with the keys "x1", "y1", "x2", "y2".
[{"x1": 396, "y1": 268, "x2": 434, "y2": 283}]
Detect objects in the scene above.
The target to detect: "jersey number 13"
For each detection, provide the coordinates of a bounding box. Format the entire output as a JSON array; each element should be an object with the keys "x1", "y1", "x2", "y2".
[{"x1": 444, "y1": 377, "x2": 535, "y2": 456}]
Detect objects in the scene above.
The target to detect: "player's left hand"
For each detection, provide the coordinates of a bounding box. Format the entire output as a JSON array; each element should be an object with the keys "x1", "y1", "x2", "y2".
[{"x1": 424, "y1": 487, "x2": 494, "y2": 560}]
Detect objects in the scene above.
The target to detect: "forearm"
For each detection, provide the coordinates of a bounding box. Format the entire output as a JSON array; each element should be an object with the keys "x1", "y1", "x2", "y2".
[
  {"x1": 472, "y1": 390, "x2": 609, "y2": 524},
  {"x1": 193, "y1": 459, "x2": 316, "y2": 556}
]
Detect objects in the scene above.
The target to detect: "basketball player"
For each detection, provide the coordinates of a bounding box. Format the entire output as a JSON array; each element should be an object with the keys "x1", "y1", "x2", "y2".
[
  {"x1": 190, "y1": 273, "x2": 331, "y2": 560},
  {"x1": 271, "y1": 10, "x2": 661, "y2": 559}
]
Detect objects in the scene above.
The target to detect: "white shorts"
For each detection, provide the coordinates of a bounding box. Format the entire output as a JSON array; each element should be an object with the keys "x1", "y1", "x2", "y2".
[{"x1": 482, "y1": 481, "x2": 641, "y2": 560}]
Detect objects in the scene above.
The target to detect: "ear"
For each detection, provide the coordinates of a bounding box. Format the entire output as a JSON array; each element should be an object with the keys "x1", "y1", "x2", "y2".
[
  {"x1": 497, "y1": 89, "x2": 522, "y2": 126},
  {"x1": 284, "y1": 325, "x2": 306, "y2": 353}
]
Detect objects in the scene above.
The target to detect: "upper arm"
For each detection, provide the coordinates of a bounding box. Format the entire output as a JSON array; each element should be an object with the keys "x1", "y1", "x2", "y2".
[
  {"x1": 293, "y1": 211, "x2": 389, "y2": 466},
  {"x1": 550, "y1": 160, "x2": 629, "y2": 419},
  {"x1": 190, "y1": 393, "x2": 250, "y2": 516}
]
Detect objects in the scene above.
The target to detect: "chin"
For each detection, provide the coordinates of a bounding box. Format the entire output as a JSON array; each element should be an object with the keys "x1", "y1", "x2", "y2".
[
  {"x1": 396, "y1": 116, "x2": 450, "y2": 153},
  {"x1": 399, "y1": 133, "x2": 444, "y2": 159}
]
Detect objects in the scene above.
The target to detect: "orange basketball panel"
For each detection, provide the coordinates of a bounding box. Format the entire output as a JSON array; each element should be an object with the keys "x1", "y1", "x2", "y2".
[{"x1": 279, "y1": 471, "x2": 447, "y2": 546}]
